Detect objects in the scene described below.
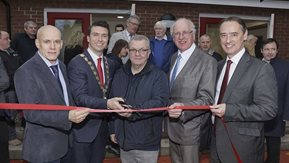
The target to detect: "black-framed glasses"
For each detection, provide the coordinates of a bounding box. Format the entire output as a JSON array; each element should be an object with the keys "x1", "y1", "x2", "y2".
[{"x1": 129, "y1": 48, "x2": 149, "y2": 55}]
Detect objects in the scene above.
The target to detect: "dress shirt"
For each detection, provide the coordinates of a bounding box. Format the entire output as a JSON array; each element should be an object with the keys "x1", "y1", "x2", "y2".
[
  {"x1": 170, "y1": 43, "x2": 196, "y2": 81},
  {"x1": 154, "y1": 35, "x2": 168, "y2": 41},
  {"x1": 38, "y1": 52, "x2": 69, "y2": 105},
  {"x1": 214, "y1": 48, "x2": 245, "y2": 104},
  {"x1": 87, "y1": 47, "x2": 105, "y2": 83}
]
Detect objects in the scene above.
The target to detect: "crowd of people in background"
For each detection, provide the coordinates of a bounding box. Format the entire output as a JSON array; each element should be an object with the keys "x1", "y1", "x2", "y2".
[{"x1": 0, "y1": 14, "x2": 288, "y2": 163}]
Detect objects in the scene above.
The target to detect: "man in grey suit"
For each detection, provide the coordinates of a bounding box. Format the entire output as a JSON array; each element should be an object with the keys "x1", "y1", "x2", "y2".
[
  {"x1": 210, "y1": 17, "x2": 278, "y2": 163},
  {"x1": 108, "y1": 15, "x2": 140, "y2": 63},
  {"x1": 167, "y1": 18, "x2": 217, "y2": 163},
  {"x1": 14, "y1": 25, "x2": 90, "y2": 163}
]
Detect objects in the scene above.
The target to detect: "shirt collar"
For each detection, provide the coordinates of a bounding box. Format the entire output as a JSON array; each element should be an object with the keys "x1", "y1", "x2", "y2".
[
  {"x1": 87, "y1": 47, "x2": 103, "y2": 62},
  {"x1": 155, "y1": 35, "x2": 168, "y2": 41},
  {"x1": 38, "y1": 51, "x2": 59, "y2": 67},
  {"x1": 226, "y1": 48, "x2": 245, "y2": 65},
  {"x1": 177, "y1": 43, "x2": 196, "y2": 60}
]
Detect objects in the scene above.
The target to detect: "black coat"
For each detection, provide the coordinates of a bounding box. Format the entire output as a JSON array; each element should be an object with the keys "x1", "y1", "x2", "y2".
[
  {"x1": 264, "y1": 57, "x2": 289, "y2": 137},
  {"x1": 109, "y1": 61, "x2": 169, "y2": 150}
]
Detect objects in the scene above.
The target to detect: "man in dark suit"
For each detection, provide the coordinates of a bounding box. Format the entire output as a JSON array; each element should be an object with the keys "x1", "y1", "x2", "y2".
[
  {"x1": 14, "y1": 25, "x2": 90, "y2": 163},
  {"x1": 167, "y1": 18, "x2": 217, "y2": 163},
  {"x1": 261, "y1": 38, "x2": 289, "y2": 163},
  {"x1": 210, "y1": 17, "x2": 278, "y2": 163},
  {"x1": 67, "y1": 21, "x2": 124, "y2": 163}
]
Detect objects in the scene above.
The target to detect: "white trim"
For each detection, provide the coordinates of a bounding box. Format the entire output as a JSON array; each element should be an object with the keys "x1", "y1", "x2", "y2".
[
  {"x1": 132, "y1": 0, "x2": 289, "y2": 10},
  {"x1": 44, "y1": 8, "x2": 131, "y2": 25},
  {"x1": 199, "y1": 13, "x2": 273, "y2": 37},
  {"x1": 199, "y1": 13, "x2": 270, "y2": 21},
  {"x1": 268, "y1": 13, "x2": 275, "y2": 38}
]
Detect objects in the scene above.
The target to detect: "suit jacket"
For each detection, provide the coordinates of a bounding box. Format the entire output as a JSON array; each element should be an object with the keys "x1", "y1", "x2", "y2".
[
  {"x1": 167, "y1": 47, "x2": 217, "y2": 145},
  {"x1": 264, "y1": 57, "x2": 289, "y2": 137},
  {"x1": 107, "y1": 30, "x2": 129, "y2": 53},
  {"x1": 14, "y1": 53, "x2": 74, "y2": 162},
  {"x1": 213, "y1": 52, "x2": 278, "y2": 163},
  {"x1": 67, "y1": 50, "x2": 114, "y2": 143}
]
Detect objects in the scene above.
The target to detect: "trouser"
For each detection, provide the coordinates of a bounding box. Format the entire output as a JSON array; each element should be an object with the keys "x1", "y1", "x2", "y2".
[
  {"x1": 0, "y1": 119, "x2": 9, "y2": 163},
  {"x1": 264, "y1": 136, "x2": 281, "y2": 163},
  {"x1": 120, "y1": 149, "x2": 159, "y2": 163},
  {"x1": 169, "y1": 140, "x2": 199, "y2": 163}
]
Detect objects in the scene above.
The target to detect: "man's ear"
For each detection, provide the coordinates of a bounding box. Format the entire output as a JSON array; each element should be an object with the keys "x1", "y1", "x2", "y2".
[{"x1": 35, "y1": 39, "x2": 40, "y2": 48}]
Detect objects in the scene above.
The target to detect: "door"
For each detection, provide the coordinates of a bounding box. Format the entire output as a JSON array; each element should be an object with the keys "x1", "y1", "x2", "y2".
[{"x1": 47, "y1": 12, "x2": 90, "y2": 60}]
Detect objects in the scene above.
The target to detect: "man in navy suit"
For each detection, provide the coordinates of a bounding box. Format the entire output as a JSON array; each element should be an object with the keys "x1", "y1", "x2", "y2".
[
  {"x1": 14, "y1": 25, "x2": 90, "y2": 163},
  {"x1": 262, "y1": 38, "x2": 289, "y2": 163},
  {"x1": 67, "y1": 21, "x2": 124, "y2": 163}
]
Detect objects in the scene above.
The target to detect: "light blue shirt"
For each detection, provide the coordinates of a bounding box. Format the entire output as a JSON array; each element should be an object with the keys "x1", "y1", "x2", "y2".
[{"x1": 38, "y1": 52, "x2": 69, "y2": 106}]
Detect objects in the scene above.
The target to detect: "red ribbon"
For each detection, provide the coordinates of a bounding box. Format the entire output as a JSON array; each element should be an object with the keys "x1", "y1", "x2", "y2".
[{"x1": 0, "y1": 103, "x2": 210, "y2": 112}]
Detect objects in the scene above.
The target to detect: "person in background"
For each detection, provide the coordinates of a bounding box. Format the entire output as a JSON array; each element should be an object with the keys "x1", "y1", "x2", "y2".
[
  {"x1": 0, "y1": 47, "x2": 10, "y2": 163},
  {"x1": 67, "y1": 21, "x2": 125, "y2": 163},
  {"x1": 261, "y1": 38, "x2": 289, "y2": 163},
  {"x1": 0, "y1": 30, "x2": 22, "y2": 146},
  {"x1": 244, "y1": 34, "x2": 258, "y2": 57},
  {"x1": 149, "y1": 21, "x2": 177, "y2": 73},
  {"x1": 109, "y1": 35, "x2": 169, "y2": 163},
  {"x1": 64, "y1": 31, "x2": 84, "y2": 65},
  {"x1": 14, "y1": 25, "x2": 90, "y2": 163},
  {"x1": 115, "y1": 24, "x2": 124, "y2": 33},
  {"x1": 108, "y1": 15, "x2": 140, "y2": 64},
  {"x1": 199, "y1": 34, "x2": 223, "y2": 61},
  {"x1": 167, "y1": 18, "x2": 217, "y2": 163},
  {"x1": 105, "y1": 39, "x2": 128, "y2": 156},
  {"x1": 210, "y1": 16, "x2": 277, "y2": 163},
  {"x1": 11, "y1": 20, "x2": 38, "y2": 64},
  {"x1": 106, "y1": 39, "x2": 128, "y2": 71}
]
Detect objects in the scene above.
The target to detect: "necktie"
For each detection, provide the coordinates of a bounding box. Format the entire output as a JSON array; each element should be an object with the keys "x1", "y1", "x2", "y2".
[
  {"x1": 97, "y1": 58, "x2": 104, "y2": 87},
  {"x1": 170, "y1": 54, "x2": 182, "y2": 86},
  {"x1": 50, "y1": 65, "x2": 63, "y2": 92},
  {"x1": 217, "y1": 60, "x2": 233, "y2": 104}
]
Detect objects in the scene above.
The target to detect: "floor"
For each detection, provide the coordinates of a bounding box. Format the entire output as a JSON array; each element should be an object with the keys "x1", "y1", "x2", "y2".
[{"x1": 11, "y1": 151, "x2": 289, "y2": 163}]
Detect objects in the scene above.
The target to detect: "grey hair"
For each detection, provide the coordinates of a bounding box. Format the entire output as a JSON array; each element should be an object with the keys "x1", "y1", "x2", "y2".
[
  {"x1": 154, "y1": 21, "x2": 166, "y2": 30},
  {"x1": 24, "y1": 20, "x2": 37, "y2": 28},
  {"x1": 170, "y1": 18, "x2": 196, "y2": 35},
  {"x1": 127, "y1": 15, "x2": 141, "y2": 24},
  {"x1": 130, "y1": 34, "x2": 150, "y2": 49}
]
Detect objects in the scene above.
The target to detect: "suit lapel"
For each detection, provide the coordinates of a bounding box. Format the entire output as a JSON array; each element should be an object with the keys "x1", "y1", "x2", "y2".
[
  {"x1": 174, "y1": 48, "x2": 200, "y2": 82},
  {"x1": 222, "y1": 52, "x2": 251, "y2": 102},
  {"x1": 33, "y1": 54, "x2": 65, "y2": 101}
]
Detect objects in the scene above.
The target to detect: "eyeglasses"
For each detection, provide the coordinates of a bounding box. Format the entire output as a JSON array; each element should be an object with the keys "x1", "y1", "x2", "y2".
[
  {"x1": 129, "y1": 48, "x2": 149, "y2": 55},
  {"x1": 129, "y1": 21, "x2": 140, "y2": 27},
  {"x1": 173, "y1": 31, "x2": 193, "y2": 38}
]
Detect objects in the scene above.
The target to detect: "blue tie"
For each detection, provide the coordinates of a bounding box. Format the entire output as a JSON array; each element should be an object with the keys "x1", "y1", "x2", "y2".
[
  {"x1": 170, "y1": 54, "x2": 182, "y2": 86},
  {"x1": 50, "y1": 65, "x2": 63, "y2": 92}
]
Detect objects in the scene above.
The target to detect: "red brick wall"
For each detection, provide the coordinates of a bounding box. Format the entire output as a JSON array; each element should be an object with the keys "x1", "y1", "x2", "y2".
[
  {"x1": 1, "y1": 0, "x2": 288, "y2": 59},
  {"x1": 0, "y1": 2, "x2": 7, "y2": 31}
]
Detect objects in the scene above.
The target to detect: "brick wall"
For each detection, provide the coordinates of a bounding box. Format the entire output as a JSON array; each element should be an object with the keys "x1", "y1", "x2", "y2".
[{"x1": 1, "y1": 0, "x2": 288, "y2": 59}]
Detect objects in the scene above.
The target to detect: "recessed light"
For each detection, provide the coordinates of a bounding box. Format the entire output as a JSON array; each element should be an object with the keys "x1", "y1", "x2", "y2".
[{"x1": 117, "y1": 16, "x2": 124, "y2": 19}]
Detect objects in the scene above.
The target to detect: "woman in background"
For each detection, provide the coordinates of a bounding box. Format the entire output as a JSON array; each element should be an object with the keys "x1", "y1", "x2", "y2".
[{"x1": 64, "y1": 31, "x2": 84, "y2": 65}]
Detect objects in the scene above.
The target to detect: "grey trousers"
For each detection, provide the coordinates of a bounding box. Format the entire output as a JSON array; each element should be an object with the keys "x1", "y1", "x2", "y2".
[
  {"x1": 169, "y1": 140, "x2": 199, "y2": 163},
  {"x1": 120, "y1": 149, "x2": 159, "y2": 163}
]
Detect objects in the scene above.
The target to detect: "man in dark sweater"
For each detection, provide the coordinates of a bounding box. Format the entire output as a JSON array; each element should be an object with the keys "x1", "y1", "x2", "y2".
[{"x1": 11, "y1": 20, "x2": 38, "y2": 64}]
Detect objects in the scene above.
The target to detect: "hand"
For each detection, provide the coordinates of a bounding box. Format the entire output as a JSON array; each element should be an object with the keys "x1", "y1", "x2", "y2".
[
  {"x1": 117, "y1": 109, "x2": 132, "y2": 118},
  {"x1": 69, "y1": 108, "x2": 90, "y2": 123},
  {"x1": 168, "y1": 103, "x2": 184, "y2": 118},
  {"x1": 210, "y1": 103, "x2": 226, "y2": 118},
  {"x1": 107, "y1": 97, "x2": 125, "y2": 110},
  {"x1": 110, "y1": 134, "x2": 117, "y2": 144}
]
